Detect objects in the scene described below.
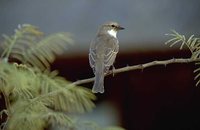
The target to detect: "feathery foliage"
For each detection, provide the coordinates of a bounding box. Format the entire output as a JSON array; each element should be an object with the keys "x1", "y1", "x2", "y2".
[
  {"x1": 165, "y1": 30, "x2": 200, "y2": 86},
  {"x1": 0, "y1": 24, "x2": 124, "y2": 130},
  {"x1": 1, "y1": 24, "x2": 73, "y2": 70}
]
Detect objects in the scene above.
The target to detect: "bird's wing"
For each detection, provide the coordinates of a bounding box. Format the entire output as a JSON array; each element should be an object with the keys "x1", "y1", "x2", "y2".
[
  {"x1": 104, "y1": 37, "x2": 119, "y2": 72},
  {"x1": 89, "y1": 47, "x2": 96, "y2": 70},
  {"x1": 89, "y1": 36, "x2": 119, "y2": 73},
  {"x1": 89, "y1": 37, "x2": 100, "y2": 72}
]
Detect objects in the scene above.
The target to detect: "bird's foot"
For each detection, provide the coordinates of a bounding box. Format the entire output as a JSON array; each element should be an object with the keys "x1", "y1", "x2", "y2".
[{"x1": 112, "y1": 65, "x2": 115, "y2": 77}]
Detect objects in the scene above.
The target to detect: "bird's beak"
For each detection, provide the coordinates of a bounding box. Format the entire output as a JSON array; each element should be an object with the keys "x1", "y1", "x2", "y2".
[{"x1": 117, "y1": 26, "x2": 125, "y2": 30}]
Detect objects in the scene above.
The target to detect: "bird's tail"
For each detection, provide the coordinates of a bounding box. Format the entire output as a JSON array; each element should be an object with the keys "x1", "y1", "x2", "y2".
[{"x1": 92, "y1": 63, "x2": 104, "y2": 93}]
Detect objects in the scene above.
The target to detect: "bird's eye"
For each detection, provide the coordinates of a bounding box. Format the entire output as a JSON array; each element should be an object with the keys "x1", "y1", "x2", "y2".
[{"x1": 111, "y1": 25, "x2": 115, "y2": 27}]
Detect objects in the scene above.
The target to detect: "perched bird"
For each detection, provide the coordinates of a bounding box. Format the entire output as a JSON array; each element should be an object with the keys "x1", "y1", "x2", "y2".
[{"x1": 89, "y1": 21, "x2": 124, "y2": 93}]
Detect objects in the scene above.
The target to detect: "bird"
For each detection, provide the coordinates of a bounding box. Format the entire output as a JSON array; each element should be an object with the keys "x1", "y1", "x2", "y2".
[{"x1": 89, "y1": 21, "x2": 124, "y2": 93}]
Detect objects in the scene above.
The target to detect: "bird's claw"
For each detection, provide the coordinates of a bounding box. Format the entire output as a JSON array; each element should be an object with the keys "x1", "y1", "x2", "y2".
[{"x1": 112, "y1": 65, "x2": 115, "y2": 77}]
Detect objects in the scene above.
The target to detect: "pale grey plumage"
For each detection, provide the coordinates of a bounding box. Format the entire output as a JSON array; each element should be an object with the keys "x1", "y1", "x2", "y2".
[{"x1": 89, "y1": 22, "x2": 124, "y2": 93}]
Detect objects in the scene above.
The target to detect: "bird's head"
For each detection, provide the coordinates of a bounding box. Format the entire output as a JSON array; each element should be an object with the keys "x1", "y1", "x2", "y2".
[{"x1": 99, "y1": 21, "x2": 124, "y2": 38}]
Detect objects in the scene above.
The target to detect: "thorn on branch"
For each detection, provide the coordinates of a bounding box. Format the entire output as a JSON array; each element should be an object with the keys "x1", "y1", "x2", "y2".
[{"x1": 139, "y1": 64, "x2": 144, "y2": 72}]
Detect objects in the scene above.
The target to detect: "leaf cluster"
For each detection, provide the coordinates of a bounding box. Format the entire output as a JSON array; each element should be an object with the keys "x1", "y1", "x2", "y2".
[
  {"x1": 1, "y1": 24, "x2": 73, "y2": 70},
  {"x1": 165, "y1": 30, "x2": 200, "y2": 85}
]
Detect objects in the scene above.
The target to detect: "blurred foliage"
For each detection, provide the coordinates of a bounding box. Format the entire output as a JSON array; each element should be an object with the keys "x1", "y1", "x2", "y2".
[
  {"x1": 0, "y1": 25, "x2": 125, "y2": 130},
  {"x1": 165, "y1": 30, "x2": 200, "y2": 86},
  {"x1": 1, "y1": 24, "x2": 73, "y2": 70}
]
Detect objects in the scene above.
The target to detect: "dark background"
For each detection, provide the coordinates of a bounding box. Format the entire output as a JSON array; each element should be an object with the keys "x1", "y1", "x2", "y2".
[{"x1": 52, "y1": 49, "x2": 200, "y2": 130}]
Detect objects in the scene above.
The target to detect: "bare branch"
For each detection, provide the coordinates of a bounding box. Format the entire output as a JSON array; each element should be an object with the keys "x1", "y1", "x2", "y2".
[{"x1": 72, "y1": 58, "x2": 200, "y2": 86}]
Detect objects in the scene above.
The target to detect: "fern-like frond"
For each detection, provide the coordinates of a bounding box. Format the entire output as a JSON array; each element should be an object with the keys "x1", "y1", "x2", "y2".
[
  {"x1": 1, "y1": 24, "x2": 43, "y2": 60},
  {"x1": 165, "y1": 30, "x2": 200, "y2": 54},
  {"x1": 0, "y1": 61, "x2": 96, "y2": 129},
  {"x1": 8, "y1": 84, "x2": 95, "y2": 130},
  {"x1": 16, "y1": 69, "x2": 96, "y2": 113},
  {"x1": 10, "y1": 66, "x2": 38, "y2": 99},
  {"x1": 165, "y1": 30, "x2": 186, "y2": 50},
  {"x1": 7, "y1": 113, "x2": 46, "y2": 130},
  {"x1": 43, "y1": 111, "x2": 74, "y2": 127},
  {"x1": 35, "y1": 74, "x2": 96, "y2": 113},
  {"x1": 8, "y1": 99, "x2": 75, "y2": 130},
  {"x1": 0, "y1": 62, "x2": 42, "y2": 104},
  {"x1": 1, "y1": 24, "x2": 73, "y2": 70},
  {"x1": 194, "y1": 62, "x2": 200, "y2": 86},
  {"x1": 166, "y1": 30, "x2": 200, "y2": 86},
  {"x1": 0, "y1": 62, "x2": 13, "y2": 94},
  {"x1": 17, "y1": 32, "x2": 73, "y2": 70}
]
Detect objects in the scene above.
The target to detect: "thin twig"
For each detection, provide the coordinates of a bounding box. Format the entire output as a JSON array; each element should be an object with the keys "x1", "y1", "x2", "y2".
[{"x1": 72, "y1": 58, "x2": 200, "y2": 86}]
